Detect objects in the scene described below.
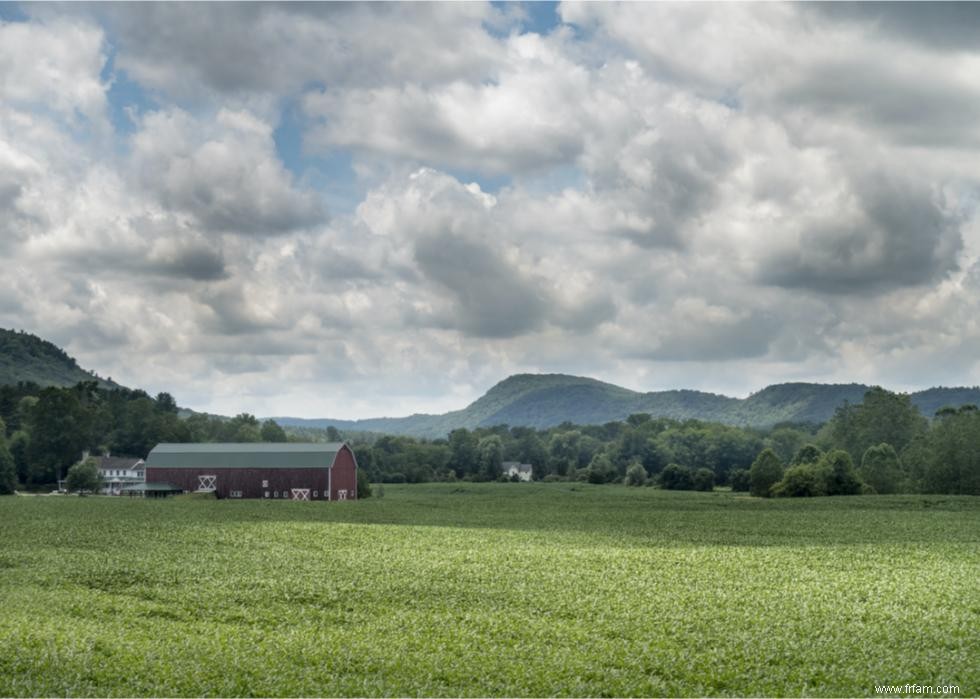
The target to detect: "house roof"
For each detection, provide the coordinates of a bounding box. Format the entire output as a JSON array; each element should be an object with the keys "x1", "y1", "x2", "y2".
[
  {"x1": 145, "y1": 442, "x2": 346, "y2": 470},
  {"x1": 97, "y1": 456, "x2": 144, "y2": 470},
  {"x1": 502, "y1": 461, "x2": 533, "y2": 472}
]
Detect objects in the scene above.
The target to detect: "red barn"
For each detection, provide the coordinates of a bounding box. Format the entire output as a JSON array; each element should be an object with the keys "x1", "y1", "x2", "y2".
[{"x1": 144, "y1": 442, "x2": 358, "y2": 501}]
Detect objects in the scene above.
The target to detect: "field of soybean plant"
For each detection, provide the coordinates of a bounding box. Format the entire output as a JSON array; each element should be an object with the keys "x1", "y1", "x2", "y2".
[{"x1": 0, "y1": 483, "x2": 977, "y2": 697}]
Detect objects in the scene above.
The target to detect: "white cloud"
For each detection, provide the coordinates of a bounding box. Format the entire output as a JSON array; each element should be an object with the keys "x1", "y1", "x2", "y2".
[
  {"x1": 3, "y1": 4, "x2": 980, "y2": 419},
  {"x1": 130, "y1": 108, "x2": 325, "y2": 235}
]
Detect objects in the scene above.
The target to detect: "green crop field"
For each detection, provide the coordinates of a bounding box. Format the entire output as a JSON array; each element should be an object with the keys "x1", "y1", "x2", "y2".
[{"x1": 0, "y1": 484, "x2": 977, "y2": 697}]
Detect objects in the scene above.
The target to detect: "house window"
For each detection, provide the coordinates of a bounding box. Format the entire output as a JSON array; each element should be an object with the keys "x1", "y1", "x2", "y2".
[
  {"x1": 197, "y1": 475, "x2": 217, "y2": 492},
  {"x1": 262, "y1": 480, "x2": 269, "y2": 488}
]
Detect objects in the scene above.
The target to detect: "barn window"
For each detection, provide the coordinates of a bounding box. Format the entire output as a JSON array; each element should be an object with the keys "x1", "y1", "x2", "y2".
[
  {"x1": 313, "y1": 490, "x2": 318, "y2": 498},
  {"x1": 273, "y1": 491, "x2": 279, "y2": 498},
  {"x1": 338, "y1": 489, "x2": 348, "y2": 501},
  {"x1": 230, "y1": 490, "x2": 243, "y2": 498},
  {"x1": 262, "y1": 480, "x2": 269, "y2": 488},
  {"x1": 197, "y1": 475, "x2": 217, "y2": 492},
  {"x1": 264, "y1": 491, "x2": 270, "y2": 498}
]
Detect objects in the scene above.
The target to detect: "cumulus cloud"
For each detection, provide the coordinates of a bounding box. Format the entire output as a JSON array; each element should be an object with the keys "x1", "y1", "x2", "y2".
[
  {"x1": 131, "y1": 108, "x2": 325, "y2": 235},
  {"x1": 304, "y1": 32, "x2": 590, "y2": 175},
  {"x1": 758, "y1": 174, "x2": 963, "y2": 293},
  {"x1": 3, "y1": 4, "x2": 980, "y2": 418},
  {"x1": 86, "y1": 2, "x2": 504, "y2": 100},
  {"x1": 0, "y1": 17, "x2": 108, "y2": 126}
]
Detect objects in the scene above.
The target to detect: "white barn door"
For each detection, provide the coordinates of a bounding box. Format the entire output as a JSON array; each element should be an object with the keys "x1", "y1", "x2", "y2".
[
  {"x1": 291, "y1": 488, "x2": 310, "y2": 501},
  {"x1": 197, "y1": 475, "x2": 217, "y2": 492}
]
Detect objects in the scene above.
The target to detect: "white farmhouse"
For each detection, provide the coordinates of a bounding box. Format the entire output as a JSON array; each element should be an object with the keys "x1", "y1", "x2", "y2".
[
  {"x1": 96, "y1": 455, "x2": 145, "y2": 495},
  {"x1": 502, "y1": 461, "x2": 533, "y2": 481}
]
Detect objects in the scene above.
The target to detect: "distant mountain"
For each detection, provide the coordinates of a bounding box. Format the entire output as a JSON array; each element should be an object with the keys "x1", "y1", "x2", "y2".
[
  {"x1": 271, "y1": 373, "x2": 980, "y2": 438},
  {"x1": 0, "y1": 328, "x2": 121, "y2": 389}
]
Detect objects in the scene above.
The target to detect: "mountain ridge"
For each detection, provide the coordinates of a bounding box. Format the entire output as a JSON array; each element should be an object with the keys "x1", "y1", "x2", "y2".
[
  {"x1": 270, "y1": 373, "x2": 980, "y2": 438},
  {"x1": 0, "y1": 328, "x2": 121, "y2": 390},
  {"x1": 3, "y1": 328, "x2": 978, "y2": 438}
]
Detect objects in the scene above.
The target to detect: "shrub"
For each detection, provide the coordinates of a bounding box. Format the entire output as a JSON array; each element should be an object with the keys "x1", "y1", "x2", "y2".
[
  {"x1": 729, "y1": 468, "x2": 751, "y2": 492},
  {"x1": 749, "y1": 448, "x2": 783, "y2": 498},
  {"x1": 357, "y1": 469, "x2": 372, "y2": 499},
  {"x1": 65, "y1": 458, "x2": 101, "y2": 495},
  {"x1": 823, "y1": 449, "x2": 863, "y2": 496},
  {"x1": 660, "y1": 463, "x2": 693, "y2": 490},
  {"x1": 859, "y1": 443, "x2": 902, "y2": 494},
  {"x1": 791, "y1": 443, "x2": 824, "y2": 466},
  {"x1": 692, "y1": 467, "x2": 715, "y2": 491},
  {"x1": 772, "y1": 464, "x2": 827, "y2": 497},
  {"x1": 586, "y1": 454, "x2": 619, "y2": 484},
  {"x1": 624, "y1": 461, "x2": 647, "y2": 487}
]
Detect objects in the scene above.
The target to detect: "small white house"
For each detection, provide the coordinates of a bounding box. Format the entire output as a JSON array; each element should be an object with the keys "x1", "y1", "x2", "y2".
[
  {"x1": 96, "y1": 455, "x2": 145, "y2": 495},
  {"x1": 502, "y1": 461, "x2": 533, "y2": 481}
]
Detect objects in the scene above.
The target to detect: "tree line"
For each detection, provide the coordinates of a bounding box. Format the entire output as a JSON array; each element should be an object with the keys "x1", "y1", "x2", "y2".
[
  {"x1": 0, "y1": 381, "x2": 976, "y2": 496},
  {"x1": 0, "y1": 381, "x2": 289, "y2": 491},
  {"x1": 352, "y1": 386, "x2": 979, "y2": 496}
]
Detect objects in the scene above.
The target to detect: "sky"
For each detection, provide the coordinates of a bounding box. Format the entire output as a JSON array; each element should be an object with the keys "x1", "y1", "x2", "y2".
[{"x1": 2, "y1": 2, "x2": 980, "y2": 419}]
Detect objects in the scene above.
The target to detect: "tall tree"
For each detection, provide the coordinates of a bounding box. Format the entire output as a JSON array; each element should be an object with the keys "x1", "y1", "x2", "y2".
[
  {"x1": 749, "y1": 448, "x2": 783, "y2": 498},
  {"x1": 477, "y1": 435, "x2": 503, "y2": 481},
  {"x1": 448, "y1": 428, "x2": 479, "y2": 478},
  {"x1": 26, "y1": 388, "x2": 91, "y2": 484},
  {"x1": 0, "y1": 418, "x2": 16, "y2": 494},
  {"x1": 859, "y1": 443, "x2": 902, "y2": 494}
]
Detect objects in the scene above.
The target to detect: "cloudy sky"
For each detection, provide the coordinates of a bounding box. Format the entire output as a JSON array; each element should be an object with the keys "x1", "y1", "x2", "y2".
[{"x1": 2, "y1": 2, "x2": 980, "y2": 419}]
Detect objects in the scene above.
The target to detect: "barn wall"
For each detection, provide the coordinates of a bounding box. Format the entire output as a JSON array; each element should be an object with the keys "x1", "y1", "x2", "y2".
[
  {"x1": 330, "y1": 445, "x2": 358, "y2": 501},
  {"x1": 144, "y1": 467, "x2": 330, "y2": 499}
]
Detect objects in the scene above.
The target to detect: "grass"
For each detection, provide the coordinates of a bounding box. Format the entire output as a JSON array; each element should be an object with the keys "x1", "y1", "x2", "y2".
[{"x1": 0, "y1": 483, "x2": 977, "y2": 697}]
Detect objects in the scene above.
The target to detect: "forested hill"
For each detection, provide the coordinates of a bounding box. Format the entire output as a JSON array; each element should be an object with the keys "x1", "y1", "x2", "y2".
[
  {"x1": 272, "y1": 373, "x2": 980, "y2": 438},
  {"x1": 0, "y1": 329, "x2": 120, "y2": 389}
]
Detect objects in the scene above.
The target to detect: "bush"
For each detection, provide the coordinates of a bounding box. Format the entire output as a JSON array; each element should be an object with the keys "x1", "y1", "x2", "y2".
[
  {"x1": 729, "y1": 468, "x2": 751, "y2": 492},
  {"x1": 859, "y1": 443, "x2": 902, "y2": 494},
  {"x1": 586, "y1": 454, "x2": 619, "y2": 484},
  {"x1": 749, "y1": 448, "x2": 783, "y2": 498},
  {"x1": 772, "y1": 464, "x2": 826, "y2": 497},
  {"x1": 624, "y1": 461, "x2": 647, "y2": 486},
  {"x1": 791, "y1": 443, "x2": 824, "y2": 466},
  {"x1": 692, "y1": 467, "x2": 715, "y2": 492},
  {"x1": 356, "y1": 469, "x2": 372, "y2": 499},
  {"x1": 542, "y1": 474, "x2": 564, "y2": 482},
  {"x1": 660, "y1": 463, "x2": 693, "y2": 490},
  {"x1": 65, "y1": 458, "x2": 101, "y2": 495},
  {"x1": 823, "y1": 449, "x2": 863, "y2": 496}
]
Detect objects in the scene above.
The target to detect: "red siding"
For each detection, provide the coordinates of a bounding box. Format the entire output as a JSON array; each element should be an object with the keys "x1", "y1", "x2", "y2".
[
  {"x1": 330, "y1": 445, "x2": 358, "y2": 501},
  {"x1": 145, "y1": 445, "x2": 358, "y2": 501}
]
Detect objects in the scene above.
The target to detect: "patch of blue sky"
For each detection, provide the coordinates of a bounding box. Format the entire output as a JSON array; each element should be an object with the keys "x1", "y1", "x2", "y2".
[
  {"x1": 445, "y1": 168, "x2": 512, "y2": 195},
  {"x1": 103, "y1": 58, "x2": 158, "y2": 139},
  {"x1": 513, "y1": 163, "x2": 587, "y2": 196},
  {"x1": 486, "y1": 1, "x2": 560, "y2": 38},
  {"x1": 0, "y1": 2, "x2": 27, "y2": 22},
  {"x1": 274, "y1": 91, "x2": 362, "y2": 216}
]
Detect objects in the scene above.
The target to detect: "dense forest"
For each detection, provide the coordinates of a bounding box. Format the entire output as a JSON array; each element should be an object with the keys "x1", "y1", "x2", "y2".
[{"x1": 0, "y1": 380, "x2": 976, "y2": 497}]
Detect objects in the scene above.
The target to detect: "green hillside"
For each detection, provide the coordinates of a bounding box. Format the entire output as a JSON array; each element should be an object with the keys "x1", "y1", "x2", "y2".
[
  {"x1": 0, "y1": 329, "x2": 119, "y2": 389},
  {"x1": 274, "y1": 374, "x2": 980, "y2": 438}
]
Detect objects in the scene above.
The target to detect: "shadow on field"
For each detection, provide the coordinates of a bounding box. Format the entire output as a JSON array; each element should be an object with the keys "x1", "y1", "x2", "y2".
[{"x1": 77, "y1": 482, "x2": 980, "y2": 549}]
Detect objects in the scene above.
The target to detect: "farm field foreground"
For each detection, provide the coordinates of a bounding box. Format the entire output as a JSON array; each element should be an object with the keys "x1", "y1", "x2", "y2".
[{"x1": 0, "y1": 485, "x2": 977, "y2": 697}]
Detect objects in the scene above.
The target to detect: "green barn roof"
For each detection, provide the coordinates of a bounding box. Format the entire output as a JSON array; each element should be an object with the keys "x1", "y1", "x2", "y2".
[{"x1": 146, "y1": 443, "x2": 346, "y2": 470}]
